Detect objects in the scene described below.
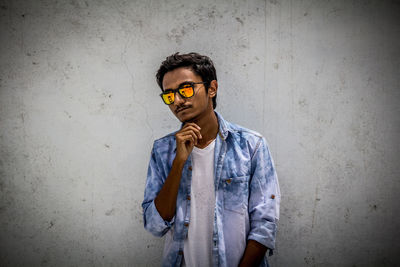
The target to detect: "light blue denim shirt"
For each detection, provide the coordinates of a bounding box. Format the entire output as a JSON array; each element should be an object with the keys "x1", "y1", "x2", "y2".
[{"x1": 142, "y1": 111, "x2": 281, "y2": 267}]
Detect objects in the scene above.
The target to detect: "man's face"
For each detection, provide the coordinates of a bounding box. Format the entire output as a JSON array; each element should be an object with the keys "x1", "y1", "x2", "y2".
[{"x1": 162, "y1": 67, "x2": 214, "y2": 123}]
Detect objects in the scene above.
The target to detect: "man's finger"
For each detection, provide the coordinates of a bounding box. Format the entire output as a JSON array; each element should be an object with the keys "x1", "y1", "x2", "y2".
[
  {"x1": 179, "y1": 126, "x2": 202, "y2": 140},
  {"x1": 182, "y1": 131, "x2": 198, "y2": 145},
  {"x1": 179, "y1": 134, "x2": 196, "y2": 146},
  {"x1": 182, "y1": 122, "x2": 201, "y2": 131}
]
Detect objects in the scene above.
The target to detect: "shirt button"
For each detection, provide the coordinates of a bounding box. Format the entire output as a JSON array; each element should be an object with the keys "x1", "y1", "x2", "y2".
[
  {"x1": 226, "y1": 178, "x2": 232, "y2": 184},
  {"x1": 184, "y1": 222, "x2": 189, "y2": 227},
  {"x1": 187, "y1": 195, "x2": 191, "y2": 200},
  {"x1": 271, "y1": 194, "x2": 275, "y2": 199},
  {"x1": 188, "y1": 166, "x2": 192, "y2": 171}
]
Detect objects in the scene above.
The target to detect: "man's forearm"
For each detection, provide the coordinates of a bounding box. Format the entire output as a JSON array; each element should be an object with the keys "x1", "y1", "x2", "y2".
[
  {"x1": 238, "y1": 240, "x2": 268, "y2": 267},
  {"x1": 154, "y1": 158, "x2": 185, "y2": 221}
]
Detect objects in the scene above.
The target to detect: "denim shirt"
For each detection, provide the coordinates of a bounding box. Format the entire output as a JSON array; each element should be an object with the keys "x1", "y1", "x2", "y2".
[{"x1": 142, "y1": 111, "x2": 281, "y2": 267}]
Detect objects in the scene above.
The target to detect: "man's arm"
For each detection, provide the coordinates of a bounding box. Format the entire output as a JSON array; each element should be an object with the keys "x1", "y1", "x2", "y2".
[
  {"x1": 142, "y1": 123, "x2": 202, "y2": 236},
  {"x1": 240, "y1": 136, "x2": 281, "y2": 264},
  {"x1": 154, "y1": 123, "x2": 202, "y2": 221},
  {"x1": 153, "y1": 157, "x2": 185, "y2": 221}
]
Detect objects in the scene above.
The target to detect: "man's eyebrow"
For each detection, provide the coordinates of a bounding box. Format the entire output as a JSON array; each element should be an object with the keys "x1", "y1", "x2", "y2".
[{"x1": 164, "y1": 81, "x2": 193, "y2": 91}]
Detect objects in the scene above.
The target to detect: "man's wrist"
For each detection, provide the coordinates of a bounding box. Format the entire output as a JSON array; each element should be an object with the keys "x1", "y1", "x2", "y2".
[
  {"x1": 172, "y1": 156, "x2": 187, "y2": 168},
  {"x1": 239, "y1": 240, "x2": 268, "y2": 267}
]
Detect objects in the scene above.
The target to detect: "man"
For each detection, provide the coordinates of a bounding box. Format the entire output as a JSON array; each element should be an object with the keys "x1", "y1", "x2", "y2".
[{"x1": 142, "y1": 52, "x2": 280, "y2": 267}]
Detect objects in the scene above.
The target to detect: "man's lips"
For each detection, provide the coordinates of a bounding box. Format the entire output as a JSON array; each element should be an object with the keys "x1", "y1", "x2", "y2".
[{"x1": 176, "y1": 106, "x2": 190, "y2": 113}]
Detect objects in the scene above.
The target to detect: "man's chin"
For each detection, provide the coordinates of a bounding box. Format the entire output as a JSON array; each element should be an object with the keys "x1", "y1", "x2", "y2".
[{"x1": 176, "y1": 113, "x2": 196, "y2": 123}]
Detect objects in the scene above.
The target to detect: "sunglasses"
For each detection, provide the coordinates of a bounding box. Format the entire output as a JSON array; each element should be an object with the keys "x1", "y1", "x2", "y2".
[{"x1": 160, "y1": 82, "x2": 207, "y2": 105}]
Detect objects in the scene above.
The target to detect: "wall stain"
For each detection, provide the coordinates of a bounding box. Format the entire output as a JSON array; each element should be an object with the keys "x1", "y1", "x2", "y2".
[
  {"x1": 64, "y1": 111, "x2": 72, "y2": 118},
  {"x1": 0, "y1": 177, "x2": 3, "y2": 191},
  {"x1": 304, "y1": 250, "x2": 315, "y2": 266},
  {"x1": 344, "y1": 207, "x2": 350, "y2": 223},
  {"x1": 235, "y1": 17, "x2": 244, "y2": 26},
  {"x1": 369, "y1": 204, "x2": 377, "y2": 211},
  {"x1": 166, "y1": 27, "x2": 186, "y2": 45},
  {"x1": 311, "y1": 185, "x2": 319, "y2": 231},
  {"x1": 298, "y1": 98, "x2": 307, "y2": 107},
  {"x1": 105, "y1": 208, "x2": 115, "y2": 216},
  {"x1": 47, "y1": 220, "x2": 55, "y2": 230},
  {"x1": 326, "y1": 6, "x2": 344, "y2": 18}
]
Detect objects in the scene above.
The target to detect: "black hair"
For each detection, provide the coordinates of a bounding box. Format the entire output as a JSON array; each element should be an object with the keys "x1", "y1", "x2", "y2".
[{"x1": 156, "y1": 52, "x2": 217, "y2": 109}]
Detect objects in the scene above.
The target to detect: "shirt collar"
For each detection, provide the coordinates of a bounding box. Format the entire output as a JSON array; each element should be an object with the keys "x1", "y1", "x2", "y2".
[{"x1": 214, "y1": 111, "x2": 230, "y2": 141}]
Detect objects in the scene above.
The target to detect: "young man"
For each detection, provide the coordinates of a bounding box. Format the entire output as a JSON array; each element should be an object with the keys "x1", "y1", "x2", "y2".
[{"x1": 142, "y1": 52, "x2": 280, "y2": 267}]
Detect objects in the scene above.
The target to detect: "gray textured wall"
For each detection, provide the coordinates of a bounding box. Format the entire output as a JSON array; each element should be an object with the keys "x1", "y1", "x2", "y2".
[{"x1": 0, "y1": 0, "x2": 399, "y2": 266}]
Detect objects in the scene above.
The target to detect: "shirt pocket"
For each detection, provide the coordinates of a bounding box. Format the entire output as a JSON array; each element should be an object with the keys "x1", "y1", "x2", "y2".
[{"x1": 222, "y1": 175, "x2": 250, "y2": 215}]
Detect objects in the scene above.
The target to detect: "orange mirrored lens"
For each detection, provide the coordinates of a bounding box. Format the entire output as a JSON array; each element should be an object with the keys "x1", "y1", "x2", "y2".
[
  {"x1": 179, "y1": 85, "x2": 194, "y2": 98},
  {"x1": 162, "y1": 92, "x2": 174, "y2": 104}
]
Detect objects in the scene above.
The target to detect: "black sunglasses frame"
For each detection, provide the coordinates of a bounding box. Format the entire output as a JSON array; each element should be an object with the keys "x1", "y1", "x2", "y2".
[{"x1": 160, "y1": 82, "x2": 207, "y2": 105}]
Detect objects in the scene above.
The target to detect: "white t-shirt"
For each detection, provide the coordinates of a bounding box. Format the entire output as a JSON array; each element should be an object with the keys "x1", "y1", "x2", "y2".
[{"x1": 182, "y1": 138, "x2": 216, "y2": 267}]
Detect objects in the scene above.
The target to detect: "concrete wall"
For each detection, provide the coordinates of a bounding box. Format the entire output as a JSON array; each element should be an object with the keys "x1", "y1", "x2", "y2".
[{"x1": 0, "y1": 0, "x2": 399, "y2": 266}]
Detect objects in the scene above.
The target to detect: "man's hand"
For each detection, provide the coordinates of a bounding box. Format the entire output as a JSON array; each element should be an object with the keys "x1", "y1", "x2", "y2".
[
  {"x1": 154, "y1": 122, "x2": 202, "y2": 221},
  {"x1": 175, "y1": 122, "x2": 202, "y2": 162},
  {"x1": 238, "y1": 240, "x2": 268, "y2": 267}
]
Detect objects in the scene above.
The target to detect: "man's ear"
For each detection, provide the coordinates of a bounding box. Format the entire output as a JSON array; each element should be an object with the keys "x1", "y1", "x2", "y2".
[{"x1": 208, "y1": 80, "x2": 218, "y2": 98}]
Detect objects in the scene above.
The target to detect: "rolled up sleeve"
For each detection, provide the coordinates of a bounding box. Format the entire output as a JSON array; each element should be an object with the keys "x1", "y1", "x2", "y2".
[
  {"x1": 142, "y1": 145, "x2": 175, "y2": 237},
  {"x1": 247, "y1": 137, "x2": 281, "y2": 251}
]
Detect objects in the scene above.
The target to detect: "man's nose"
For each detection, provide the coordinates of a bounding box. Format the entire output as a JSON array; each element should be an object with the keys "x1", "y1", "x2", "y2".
[{"x1": 174, "y1": 91, "x2": 185, "y2": 105}]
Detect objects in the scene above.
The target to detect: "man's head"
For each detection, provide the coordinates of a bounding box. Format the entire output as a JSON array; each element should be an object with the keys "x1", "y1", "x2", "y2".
[
  {"x1": 156, "y1": 52, "x2": 218, "y2": 109},
  {"x1": 156, "y1": 52, "x2": 218, "y2": 123}
]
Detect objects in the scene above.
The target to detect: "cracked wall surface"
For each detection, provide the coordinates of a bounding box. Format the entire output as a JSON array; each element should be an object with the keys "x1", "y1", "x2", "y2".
[{"x1": 0, "y1": 0, "x2": 399, "y2": 266}]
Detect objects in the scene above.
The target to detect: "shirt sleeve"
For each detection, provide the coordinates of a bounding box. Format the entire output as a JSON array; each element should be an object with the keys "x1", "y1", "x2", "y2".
[
  {"x1": 142, "y1": 144, "x2": 175, "y2": 237},
  {"x1": 247, "y1": 136, "x2": 281, "y2": 252}
]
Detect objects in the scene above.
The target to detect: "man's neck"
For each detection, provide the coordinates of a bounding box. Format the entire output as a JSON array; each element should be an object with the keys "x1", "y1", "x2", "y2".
[{"x1": 190, "y1": 109, "x2": 219, "y2": 149}]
